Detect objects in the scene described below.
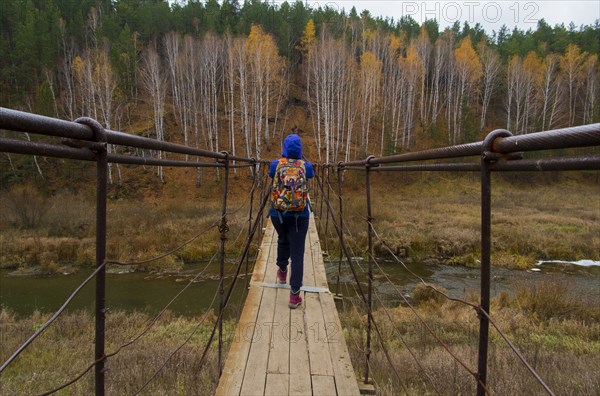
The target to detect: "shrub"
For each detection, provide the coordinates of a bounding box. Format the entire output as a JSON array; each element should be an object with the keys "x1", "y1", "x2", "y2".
[
  {"x1": 4, "y1": 184, "x2": 50, "y2": 229},
  {"x1": 412, "y1": 283, "x2": 447, "y2": 307},
  {"x1": 514, "y1": 277, "x2": 590, "y2": 321}
]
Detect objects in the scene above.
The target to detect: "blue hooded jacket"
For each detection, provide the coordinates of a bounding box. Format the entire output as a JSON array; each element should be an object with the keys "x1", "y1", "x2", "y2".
[{"x1": 269, "y1": 134, "x2": 314, "y2": 218}]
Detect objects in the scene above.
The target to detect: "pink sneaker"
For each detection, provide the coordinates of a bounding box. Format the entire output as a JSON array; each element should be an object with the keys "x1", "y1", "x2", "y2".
[
  {"x1": 288, "y1": 292, "x2": 302, "y2": 309},
  {"x1": 276, "y1": 268, "x2": 287, "y2": 284}
]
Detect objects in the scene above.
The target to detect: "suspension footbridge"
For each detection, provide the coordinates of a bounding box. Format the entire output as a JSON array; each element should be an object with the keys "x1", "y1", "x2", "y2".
[
  {"x1": 216, "y1": 218, "x2": 360, "y2": 395},
  {"x1": 0, "y1": 107, "x2": 598, "y2": 395}
]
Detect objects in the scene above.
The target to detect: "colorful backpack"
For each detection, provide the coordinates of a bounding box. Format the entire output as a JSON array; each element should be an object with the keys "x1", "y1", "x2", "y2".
[{"x1": 271, "y1": 158, "x2": 308, "y2": 212}]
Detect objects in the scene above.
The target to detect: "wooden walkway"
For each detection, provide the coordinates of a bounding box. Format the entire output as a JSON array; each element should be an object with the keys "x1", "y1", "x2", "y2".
[{"x1": 216, "y1": 216, "x2": 360, "y2": 396}]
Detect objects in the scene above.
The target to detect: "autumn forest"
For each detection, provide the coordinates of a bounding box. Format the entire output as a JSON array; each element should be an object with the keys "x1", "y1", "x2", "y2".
[{"x1": 1, "y1": 0, "x2": 599, "y2": 170}]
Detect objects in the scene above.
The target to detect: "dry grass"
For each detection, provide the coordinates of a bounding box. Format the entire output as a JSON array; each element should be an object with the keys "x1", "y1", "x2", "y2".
[
  {"x1": 1, "y1": 172, "x2": 598, "y2": 272},
  {"x1": 341, "y1": 277, "x2": 600, "y2": 395},
  {"x1": 0, "y1": 180, "x2": 259, "y2": 272},
  {"x1": 0, "y1": 309, "x2": 229, "y2": 395},
  {"x1": 318, "y1": 173, "x2": 600, "y2": 268}
]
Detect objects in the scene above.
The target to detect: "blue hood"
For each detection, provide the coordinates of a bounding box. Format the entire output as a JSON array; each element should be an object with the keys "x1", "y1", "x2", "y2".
[{"x1": 282, "y1": 134, "x2": 302, "y2": 159}]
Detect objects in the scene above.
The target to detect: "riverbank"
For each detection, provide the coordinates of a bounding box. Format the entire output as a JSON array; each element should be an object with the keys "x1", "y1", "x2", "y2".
[
  {"x1": 1, "y1": 174, "x2": 598, "y2": 274},
  {"x1": 1, "y1": 276, "x2": 598, "y2": 395}
]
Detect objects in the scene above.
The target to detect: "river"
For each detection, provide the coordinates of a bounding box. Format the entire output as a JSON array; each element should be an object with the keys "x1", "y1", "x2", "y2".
[{"x1": 1, "y1": 260, "x2": 599, "y2": 317}]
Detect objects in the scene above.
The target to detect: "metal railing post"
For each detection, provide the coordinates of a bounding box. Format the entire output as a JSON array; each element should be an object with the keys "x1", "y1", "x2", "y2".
[
  {"x1": 477, "y1": 130, "x2": 512, "y2": 396},
  {"x1": 319, "y1": 165, "x2": 326, "y2": 220},
  {"x1": 364, "y1": 156, "x2": 375, "y2": 384},
  {"x1": 218, "y1": 153, "x2": 230, "y2": 377},
  {"x1": 246, "y1": 161, "x2": 257, "y2": 290},
  {"x1": 324, "y1": 166, "x2": 331, "y2": 245},
  {"x1": 75, "y1": 117, "x2": 107, "y2": 396},
  {"x1": 335, "y1": 164, "x2": 344, "y2": 296}
]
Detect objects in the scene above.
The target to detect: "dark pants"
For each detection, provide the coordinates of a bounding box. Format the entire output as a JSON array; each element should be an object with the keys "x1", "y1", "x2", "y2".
[{"x1": 271, "y1": 215, "x2": 309, "y2": 293}]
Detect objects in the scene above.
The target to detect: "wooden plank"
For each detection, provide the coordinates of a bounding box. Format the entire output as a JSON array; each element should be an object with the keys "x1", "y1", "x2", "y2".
[
  {"x1": 302, "y1": 234, "x2": 316, "y2": 288},
  {"x1": 216, "y1": 285, "x2": 262, "y2": 395},
  {"x1": 251, "y1": 222, "x2": 275, "y2": 284},
  {"x1": 321, "y1": 293, "x2": 361, "y2": 395},
  {"x1": 240, "y1": 287, "x2": 277, "y2": 395},
  {"x1": 216, "y1": 228, "x2": 275, "y2": 396},
  {"x1": 311, "y1": 375, "x2": 337, "y2": 396},
  {"x1": 264, "y1": 373, "x2": 289, "y2": 396},
  {"x1": 309, "y1": 223, "x2": 329, "y2": 289},
  {"x1": 263, "y1": 226, "x2": 279, "y2": 285},
  {"x1": 288, "y1": 303, "x2": 311, "y2": 395},
  {"x1": 218, "y1": 212, "x2": 361, "y2": 396},
  {"x1": 267, "y1": 287, "x2": 290, "y2": 374},
  {"x1": 304, "y1": 293, "x2": 333, "y2": 377}
]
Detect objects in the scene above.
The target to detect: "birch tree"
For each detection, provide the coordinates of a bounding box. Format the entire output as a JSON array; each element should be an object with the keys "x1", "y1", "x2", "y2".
[
  {"x1": 140, "y1": 42, "x2": 167, "y2": 182},
  {"x1": 540, "y1": 54, "x2": 562, "y2": 130},
  {"x1": 400, "y1": 43, "x2": 422, "y2": 149},
  {"x1": 452, "y1": 36, "x2": 481, "y2": 143},
  {"x1": 582, "y1": 54, "x2": 598, "y2": 124},
  {"x1": 245, "y1": 25, "x2": 285, "y2": 158},
  {"x1": 358, "y1": 51, "x2": 381, "y2": 156},
  {"x1": 560, "y1": 43, "x2": 586, "y2": 126},
  {"x1": 478, "y1": 41, "x2": 500, "y2": 132}
]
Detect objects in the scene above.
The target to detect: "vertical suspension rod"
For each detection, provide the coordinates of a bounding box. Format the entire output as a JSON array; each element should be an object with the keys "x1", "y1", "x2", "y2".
[
  {"x1": 218, "y1": 153, "x2": 230, "y2": 376},
  {"x1": 477, "y1": 130, "x2": 511, "y2": 395},
  {"x1": 335, "y1": 165, "x2": 344, "y2": 296},
  {"x1": 76, "y1": 118, "x2": 107, "y2": 396},
  {"x1": 364, "y1": 156, "x2": 375, "y2": 384}
]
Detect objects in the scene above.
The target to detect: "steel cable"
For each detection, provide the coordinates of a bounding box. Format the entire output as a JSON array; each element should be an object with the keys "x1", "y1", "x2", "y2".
[
  {"x1": 0, "y1": 261, "x2": 108, "y2": 374},
  {"x1": 370, "y1": 224, "x2": 555, "y2": 394},
  {"x1": 38, "y1": 248, "x2": 223, "y2": 394},
  {"x1": 133, "y1": 179, "x2": 272, "y2": 394}
]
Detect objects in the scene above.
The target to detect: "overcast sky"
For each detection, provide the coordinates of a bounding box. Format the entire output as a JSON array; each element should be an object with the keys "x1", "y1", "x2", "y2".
[{"x1": 291, "y1": 1, "x2": 599, "y2": 33}]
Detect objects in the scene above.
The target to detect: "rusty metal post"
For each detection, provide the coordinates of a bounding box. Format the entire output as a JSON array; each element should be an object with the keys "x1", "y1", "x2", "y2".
[
  {"x1": 319, "y1": 165, "x2": 326, "y2": 220},
  {"x1": 324, "y1": 166, "x2": 331, "y2": 246},
  {"x1": 477, "y1": 130, "x2": 512, "y2": 396},
  {"x1": 335, "y1": 164, "x2": 344, "y2": 296},
  {"x1": 246, "y1": 161, "x2": 257, "y2": 290},
  {"x1": 364, "y1": 156, "x2": 375, "y2": 384},
  {"x1": 76, "y1": 118, "x2": 107, "y2": 396},
  {"x1": 218, "y1": 152, "x2": 230, "y2": 376}
]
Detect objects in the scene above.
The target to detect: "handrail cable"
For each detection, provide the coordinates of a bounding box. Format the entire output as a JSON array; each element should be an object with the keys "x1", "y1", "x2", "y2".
[
  {"x1": 315, "y1": 173, "x2": 492, "y2": 394},
  {"x1": 132, "y1": 283, "x2": 221, "y2": 395},
  {"x1": 0, "y1": 261, "x2": 107, "y2": 374},
  {"x1": 369, "y1": 223, "x2": 555, "y2": 395},
  {"x1": 479, "y1": 309, "x2": 556, "y2": 396},
  {"x1": 317, "y1": 189, "x2": 440, "y2": 395},
  {"x1": 192, "y1": 187, "x2": 272, "y2": 375},
  {"x1": 39, "y1": 250, "x2": 221, "y2": 396},
  {"x1": 109, "y1": 222, "x2": 221, "y2": 267},
  {"x1": 313, "y1": 173, "x2": 456, "y2": 392},
  {"x1": 369, "y1": 284, "x2": 442, "y2": 396}
]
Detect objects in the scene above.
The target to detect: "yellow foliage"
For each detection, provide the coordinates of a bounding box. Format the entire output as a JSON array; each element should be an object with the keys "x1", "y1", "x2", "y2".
[
  {"x1": 299, "y1": 19, "x2": 316, "y2": 53},
  {"x1": 454, "y1": 36, "x2": 482, "y2": 83},
  {"x1": 387, "y1": 33, "x2": 403, "y2": 57},
  {"x1": 362, "y1": 28, "x2": 377, "y2": 42},
  {"x1": 523, "y1": 51, "x2": 543, "y2": 86},
  {"x1": 245, "y1": 24, "x2": 283, "y2": 74},
  {"x1": 72, "y1": 56, "x2": 85, "y2": 80},
  {"x1": 360, "y1": 51, "x2": 382, "y2": 77},
  {"x1": 560, "y1": 43, "x2": 587, "y2": 76},
  {"x1": 403, "y1": 43, "x2": 423, "y2": 72}
]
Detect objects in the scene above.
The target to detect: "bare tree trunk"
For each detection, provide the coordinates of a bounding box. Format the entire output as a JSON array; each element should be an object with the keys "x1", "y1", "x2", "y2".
[{"x1": 141, "y1": 42, "x2": 168, "y2": 182}]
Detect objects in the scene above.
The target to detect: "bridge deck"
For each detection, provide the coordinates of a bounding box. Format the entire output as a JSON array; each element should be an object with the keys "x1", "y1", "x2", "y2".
[{"x1": 216, "y1": 216, "x2": 360, "y2": 395}]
